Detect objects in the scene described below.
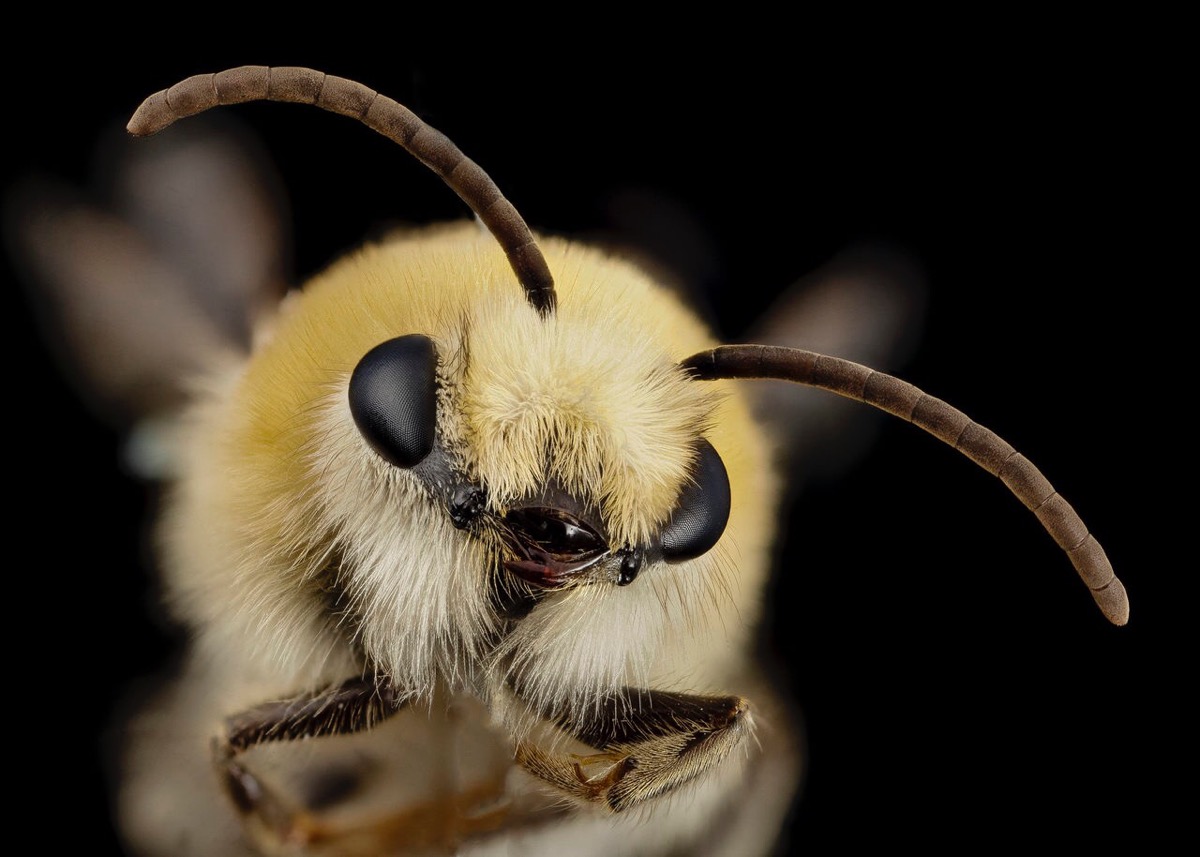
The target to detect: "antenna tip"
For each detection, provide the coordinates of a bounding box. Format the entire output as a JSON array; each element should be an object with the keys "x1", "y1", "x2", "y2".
[
  {"x1": 1092, "y1": 577, "x2": 1130, "y2": 626},
  {"x1": 127, "y1": 91, "x2": 171, "y2": 137}
]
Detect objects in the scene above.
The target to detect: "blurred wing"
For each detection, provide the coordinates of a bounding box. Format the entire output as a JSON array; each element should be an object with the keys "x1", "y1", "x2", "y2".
[
  {"x1": 107, "y1": 117, "x2": 289, "y2": 350},
  {"x1": 597, "y1": 186, "x2": 927, "y2": 487},
  {"x1": 7, "y1": 119, "x2": 289, "y2": 475},
  {"x1": 744, "y1": 242, "x2": 928, "y2": 486}
]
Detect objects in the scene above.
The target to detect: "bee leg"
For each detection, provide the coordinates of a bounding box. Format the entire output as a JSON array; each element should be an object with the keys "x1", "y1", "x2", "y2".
[
  {"x1": 516, "y1": 689, "x2": 751, "y2": 812},
  {"x1": 212, "y1": 676, "x2": 408, "y2": 848}
]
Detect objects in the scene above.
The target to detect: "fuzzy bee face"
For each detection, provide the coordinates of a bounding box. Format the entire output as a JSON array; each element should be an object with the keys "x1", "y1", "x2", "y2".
[{"x1": 162, "y1": 222, "x2": 777, "y2": 721}]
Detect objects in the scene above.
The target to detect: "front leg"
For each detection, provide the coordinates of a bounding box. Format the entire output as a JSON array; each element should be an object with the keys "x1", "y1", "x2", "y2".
[
  {"x1": 516, "y1": 689, "x2": 752, "y2": 812},
  {"x1": 214, "y1": 676, "x2": 408, "y2": 848}
]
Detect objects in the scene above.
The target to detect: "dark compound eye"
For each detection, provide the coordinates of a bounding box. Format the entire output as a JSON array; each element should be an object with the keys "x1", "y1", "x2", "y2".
[
  {"x1": 660, "y1": 439, "x2": 731, "y2": 562},
  {"x1": 349, "y1": 335, "x2": 438, "y2": 468}
]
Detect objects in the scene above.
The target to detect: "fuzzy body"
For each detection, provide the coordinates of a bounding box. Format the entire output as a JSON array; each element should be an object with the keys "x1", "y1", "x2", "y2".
[{"x1": 126, "y1": 222, "x2": 793, "y2": 854}]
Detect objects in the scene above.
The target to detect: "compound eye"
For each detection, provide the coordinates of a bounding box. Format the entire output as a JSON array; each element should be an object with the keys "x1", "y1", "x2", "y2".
[
  {"x1": 660, "y1": 439, "x2": 731, "y2": 562},
  {"x1": 349, "y1": 335, "x2": 438, "y2": 468}
]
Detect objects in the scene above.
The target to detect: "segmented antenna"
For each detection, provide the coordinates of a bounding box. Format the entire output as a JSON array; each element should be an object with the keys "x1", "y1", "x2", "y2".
[
  {"x1": 127, "y1": 66, "x2": 556, "y2": 315},
  {"x1": 682, "y1": 344, "x2": 1129, "y2": 626}
]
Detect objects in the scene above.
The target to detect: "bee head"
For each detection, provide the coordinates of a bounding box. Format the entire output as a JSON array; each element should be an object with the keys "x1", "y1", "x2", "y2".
[
  {"x1": 346, "y1": 254, "x2": 735, "y2": 594},
  {"x1": 135, "y1": 66, "x2": 1123, "y2": 720}
]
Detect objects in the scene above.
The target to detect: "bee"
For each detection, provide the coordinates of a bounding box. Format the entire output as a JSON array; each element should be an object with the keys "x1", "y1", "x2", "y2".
[{"x1": 8, "y1": 65, "x2": 1129, "y2": 855}]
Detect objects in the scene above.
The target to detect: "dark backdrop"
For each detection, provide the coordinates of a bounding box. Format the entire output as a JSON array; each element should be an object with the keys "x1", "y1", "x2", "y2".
[{"x1": 4, "y1": 36, "x2": 1178, "y2": 854}]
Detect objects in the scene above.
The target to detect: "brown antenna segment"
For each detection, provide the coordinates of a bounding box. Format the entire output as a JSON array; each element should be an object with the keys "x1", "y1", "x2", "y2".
[
  {"x1": 682, "y1": 344, "x2": 1128, "y2": 626},
  {"x1": 128, "y1": 66, "x2": 556, "y2": 315}
]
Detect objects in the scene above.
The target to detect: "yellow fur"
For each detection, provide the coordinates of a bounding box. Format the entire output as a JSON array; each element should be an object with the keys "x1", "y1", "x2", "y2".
[{"x1": 162, "y1": 222, "x2": 778, "y2": 712}]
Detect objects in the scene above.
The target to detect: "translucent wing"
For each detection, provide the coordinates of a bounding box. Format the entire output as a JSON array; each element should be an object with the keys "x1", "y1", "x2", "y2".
[{"x1": 7, "y1": 118, "x2": 288, "y2": 475}]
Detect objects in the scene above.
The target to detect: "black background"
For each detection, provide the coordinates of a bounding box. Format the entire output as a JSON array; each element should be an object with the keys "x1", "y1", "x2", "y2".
[{"x1": 4, "y1": 31, "x2": 1180, "y2": 854}]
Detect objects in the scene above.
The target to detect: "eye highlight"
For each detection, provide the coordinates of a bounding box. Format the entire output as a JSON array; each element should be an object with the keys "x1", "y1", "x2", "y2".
[
  {"x1": 349, "y1": 335, "x2": 438, "y2": 468},
  {"x1": 659, "y1": 439, "x2": 731, "y2": 562}
]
